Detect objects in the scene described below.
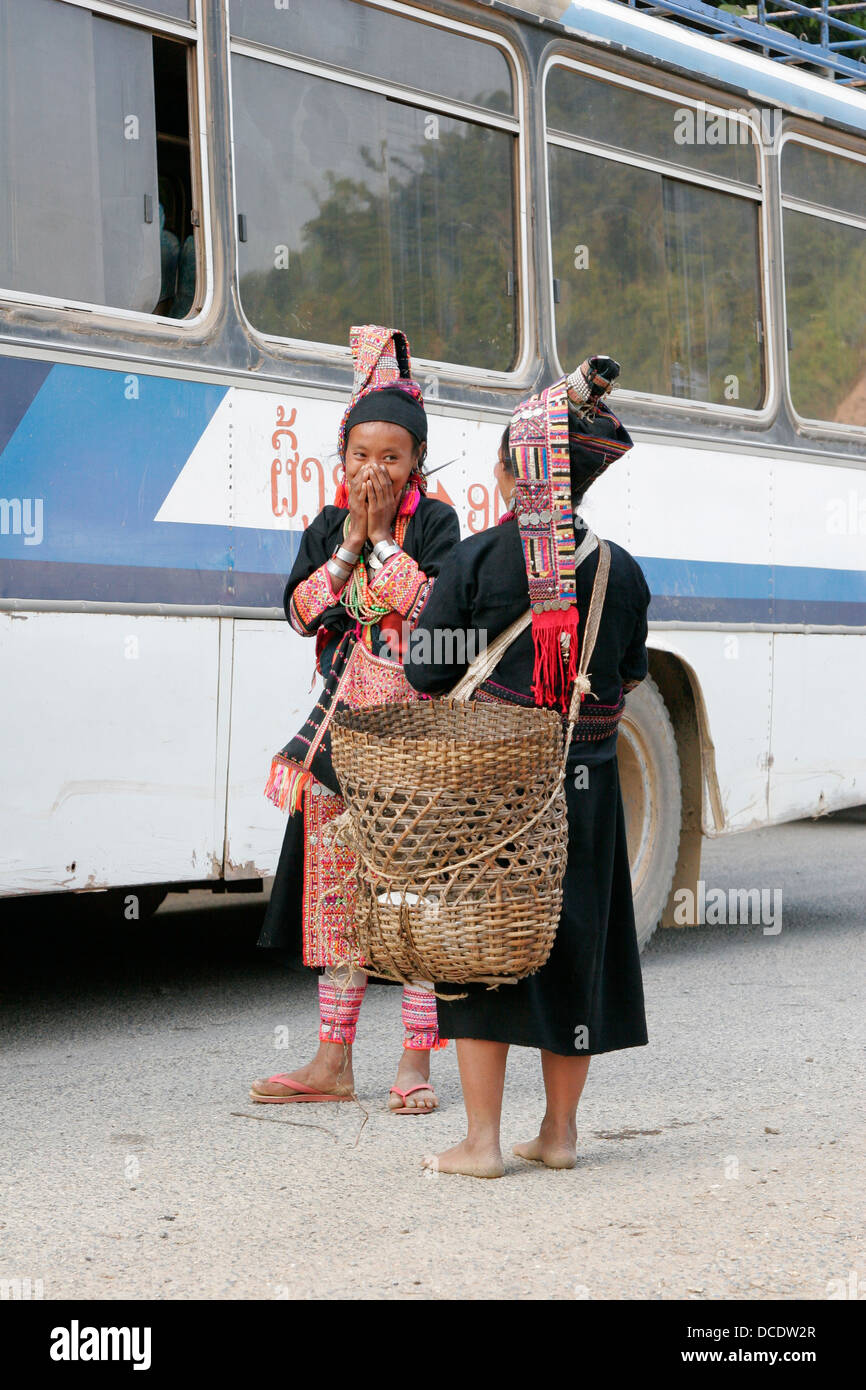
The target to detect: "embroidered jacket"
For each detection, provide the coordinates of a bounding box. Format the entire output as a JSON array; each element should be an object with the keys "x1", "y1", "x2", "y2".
[{"x1": 285, "y1": 494, "x2": 460, "y2": 669}]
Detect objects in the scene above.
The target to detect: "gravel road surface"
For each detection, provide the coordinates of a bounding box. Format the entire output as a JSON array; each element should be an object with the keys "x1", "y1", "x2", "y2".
[{"x1": 1, "y1": 815, "x2": 863, "y2": 1301}]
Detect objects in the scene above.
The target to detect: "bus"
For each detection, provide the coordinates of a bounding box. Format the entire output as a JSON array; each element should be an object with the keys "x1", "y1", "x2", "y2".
[{"x1": 1, "y1": 0, "x2": 864, "y2": 947}]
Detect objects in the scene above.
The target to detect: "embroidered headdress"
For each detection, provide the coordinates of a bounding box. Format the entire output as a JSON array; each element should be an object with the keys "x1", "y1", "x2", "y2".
[
  {"x1": 508, "y1": 375, "x2": 633, "y2": 711},
  {"x1": 335, "y1": 325, "x2": 427, "y2": 505}
]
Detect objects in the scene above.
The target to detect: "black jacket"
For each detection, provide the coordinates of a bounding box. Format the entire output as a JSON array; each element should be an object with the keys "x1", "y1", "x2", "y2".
[{"x1": 404, "y1": 517, "x2": 651, "y2": 762}]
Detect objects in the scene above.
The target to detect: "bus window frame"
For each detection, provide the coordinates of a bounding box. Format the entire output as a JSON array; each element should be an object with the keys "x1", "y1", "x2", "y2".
[
  {"x1": 226, "y1": 0, "x2": 531, "y2": 388},
  {"x1": 0, "y1": 0, "x2": 213, "y2": 333},
  {"x1": 778, "y1": 126, "x2": 866, "y2": 444},
  {"x1": 540, "y1": 51, "x2": 777, "y2": 428}
]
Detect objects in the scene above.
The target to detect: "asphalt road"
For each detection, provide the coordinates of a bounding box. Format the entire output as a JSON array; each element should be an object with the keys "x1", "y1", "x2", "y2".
[{"x1": 1, "y1": 814, "x2": 863, "y2": 1301}]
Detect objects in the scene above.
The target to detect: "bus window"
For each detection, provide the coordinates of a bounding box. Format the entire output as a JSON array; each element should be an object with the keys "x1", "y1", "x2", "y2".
[
  {"x1": 781, "y1": 140, "x2": 866, "y2": 429},
  {"x1": 546, "y1": 66, "x2": 759, "y2": 186},
  {"x1": 231, "y1": 54, "x2": 518, "y2": 372},
  {"x1": 546, "y1": 65, "x2": 765, "y2": 410},
  {"x1": 0, "y1": 0, "x2": 198, "y2": 319},
  {"x1": 229, "y1": 0, "x2": 514, "y2": 116}
]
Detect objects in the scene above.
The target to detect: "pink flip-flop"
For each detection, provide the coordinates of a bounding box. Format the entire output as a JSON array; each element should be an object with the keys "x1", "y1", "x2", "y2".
[
  {"x1": 389, "y1": 1083, "x2": 438, "y2": 1115},
  {"x1": 250, "y1": 1074, "x2": 354, "y2": 1104}
]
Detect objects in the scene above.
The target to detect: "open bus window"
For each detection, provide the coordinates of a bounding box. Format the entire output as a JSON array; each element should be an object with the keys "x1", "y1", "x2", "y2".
[
  {"x1": 0, "y1": 0, "x2": 197, "y2": 319},
  {"x1": 153, "y1": 35, "x2": 197, "y2": 319},
  {"x1": 781, "y1": 142, "x2": 866, "y2": 429},
  {"x1": 231, "y1": 55, "x2": 518, "y2": 372},
  {"x1": 546, "y1": 68, "x2": 764, "y2": 410}
]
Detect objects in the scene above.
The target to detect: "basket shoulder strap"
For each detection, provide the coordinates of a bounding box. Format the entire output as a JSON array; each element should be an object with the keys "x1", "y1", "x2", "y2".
[
  {"x1": 567, "y1": 539, "x2": 611, "y2": 723},
  {"x1": 449, "y1": 609, "x2": 532, "y2": 701},
  {"x1": 579, "y1": 538, "x2": 611, "y2": 678}
]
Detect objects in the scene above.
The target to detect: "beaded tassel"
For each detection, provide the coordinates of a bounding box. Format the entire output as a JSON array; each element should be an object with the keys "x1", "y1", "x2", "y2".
[{"x1": 264, "y1": 757, "x2": 310, "y2": 814}]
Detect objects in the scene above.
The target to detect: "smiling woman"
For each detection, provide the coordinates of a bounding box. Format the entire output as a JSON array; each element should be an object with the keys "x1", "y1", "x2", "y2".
[{"x1": 252, "y1": 324, "x2": 461, "y2": 1116}]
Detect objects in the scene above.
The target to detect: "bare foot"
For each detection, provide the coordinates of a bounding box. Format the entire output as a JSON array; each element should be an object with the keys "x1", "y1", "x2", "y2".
[
  {"x1": 250, "y1": 1044, "x2": 354, "y2": 1102},
  {"x1": 389, "y1": 1050, "x2": 436, "y2": 1114},
  {"x1": 422, "y1": 1138, "x2": 504, "y2": 1179},
  {"x1": 513, "y1": 1129, "x2": 577, "y2": 1169}
]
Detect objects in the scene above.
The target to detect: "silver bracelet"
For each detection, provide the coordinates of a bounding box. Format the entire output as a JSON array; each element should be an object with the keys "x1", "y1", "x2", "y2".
[
  {"x1": 326, "y1": 557, "x2": 350, "y2": 585},
  {"x1": 366, "y1": 552, "x2": 383, "y2": 575},
  {"x1": 371, "y1": 539, "x2": 400, "y2": 565},
  {"x1": 335, "y1": 544, "x2": 360, "y2": 566}
]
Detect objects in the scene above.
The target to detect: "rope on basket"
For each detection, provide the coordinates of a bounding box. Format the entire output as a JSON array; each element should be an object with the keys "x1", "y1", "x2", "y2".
[
  {"x1": 323, "y1": 541, "x2": 611, "y2": 994},
  {"x1": 324, "y1": 705, "x2": 584, "y2": 995}
]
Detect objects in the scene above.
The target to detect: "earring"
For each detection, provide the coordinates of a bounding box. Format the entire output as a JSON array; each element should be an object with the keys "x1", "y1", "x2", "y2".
[{"x1": 335, "y1": 465, "x2": 349, "y2": 509}]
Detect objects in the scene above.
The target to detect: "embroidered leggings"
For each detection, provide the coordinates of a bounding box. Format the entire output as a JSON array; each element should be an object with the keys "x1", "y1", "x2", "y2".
[{"x1": 318, "y1": 966, "x2": 444, "y2": 1050}]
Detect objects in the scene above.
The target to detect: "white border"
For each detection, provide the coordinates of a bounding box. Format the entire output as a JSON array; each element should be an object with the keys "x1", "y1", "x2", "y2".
[
  {"x1": 540, "y1": 52, "x2": 777, "y2": 425},
  {"x1": 0, "y1": 0, "x2": 214, "y2": 330},
  {"x1": 778, "y1": 131, "x2": 866, "y2": 442},
  {"x1": 224, "y1": 0, "x2": 532, "y2": 386}
]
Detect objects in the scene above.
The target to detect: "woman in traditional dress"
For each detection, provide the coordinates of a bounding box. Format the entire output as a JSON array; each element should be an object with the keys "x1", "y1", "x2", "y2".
[
  {"x1": 251, "y1": 326, "x2": 460, "y2": 1113},
  {"x1": 404, "y1": 358, "x2": 651, "y2": 1173}
]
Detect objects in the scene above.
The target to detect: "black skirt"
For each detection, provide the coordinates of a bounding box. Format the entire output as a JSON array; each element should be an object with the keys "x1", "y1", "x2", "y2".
[
  {"x1": 435, "y1": 756, "x2": 648, "y2": 1058},
  {"x1": 257, "y1": 809, "x2": 304, "y2": 964}
]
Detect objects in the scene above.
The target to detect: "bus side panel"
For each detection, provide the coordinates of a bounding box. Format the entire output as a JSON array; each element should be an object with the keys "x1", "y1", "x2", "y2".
[
  {"x1": 222, "y1": 617, "x2": 313, "y2": 878},
  {"x1": 769, "y1": 633, "x2": 866, "y2": 820},
  {"x1": 647, "y1": 630, "x2": 772, "y2": 832},
  {"x1": 0, "y1": 611, "x2": 225, "y2": 896}
]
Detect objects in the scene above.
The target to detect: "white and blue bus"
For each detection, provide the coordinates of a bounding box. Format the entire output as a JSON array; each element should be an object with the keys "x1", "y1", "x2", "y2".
[{"x1": 1, "y1": 0, "x2": 864, "y2": 944}]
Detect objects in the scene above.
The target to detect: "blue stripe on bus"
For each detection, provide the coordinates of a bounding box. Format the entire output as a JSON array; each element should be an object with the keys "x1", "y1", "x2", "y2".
[
  {"x1": 0, "y1": 358, "x2": 53, "y2": 457},
  {"x1": 640, "y1": 556, "x2": 866, "y2": 624},
  {"x1": 0, "y1": 357, "x2": 863, "y2": 621},
  {"x1": 0, "y1": 557, "x2": 292, "y2": 609},
  {"x1": 637, "y1": 556, "x2": 866, "y2": 605},
  {"x1": 2, "y1": 553, "x2": 865, "y2": 626},
  {"x1": 0, "y1": 362, "x2": 229, "y2": 570}
]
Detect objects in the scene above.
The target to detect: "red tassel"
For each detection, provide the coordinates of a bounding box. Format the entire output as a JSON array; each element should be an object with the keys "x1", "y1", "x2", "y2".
[
  {"x1": 530, "y1": 607, "x2": 579, "y2": 713},
  {"x1": 334, "y1": 474, "x2": 348, "y2": 508},
  {"x1": 315, "y1": 626, "x2": 332, "y2": 674}
]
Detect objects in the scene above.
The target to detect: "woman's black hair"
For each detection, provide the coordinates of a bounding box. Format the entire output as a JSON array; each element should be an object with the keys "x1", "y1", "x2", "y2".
[{"x1": 499, "y1": 425, "x2": 513, "y2": 473}]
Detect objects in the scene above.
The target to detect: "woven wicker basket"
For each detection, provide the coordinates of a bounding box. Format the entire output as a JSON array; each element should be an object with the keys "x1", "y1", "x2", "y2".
[
  {"x1": 327, "y1": 541, "x2": 611, "y2": 989},
  {"x1": 329, "y1": 699, "x2": 569, "y2": 987}
]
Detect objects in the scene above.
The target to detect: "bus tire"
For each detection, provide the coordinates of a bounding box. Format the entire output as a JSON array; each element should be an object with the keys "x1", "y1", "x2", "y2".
[{"x1": 617, "y1": 675, "x2": 682, "y2": 951}]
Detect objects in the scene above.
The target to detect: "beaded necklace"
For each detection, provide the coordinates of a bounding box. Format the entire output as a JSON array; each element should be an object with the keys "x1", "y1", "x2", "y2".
[{"x1": 339, "y1": 479, "x2": 418, "y2": 648}]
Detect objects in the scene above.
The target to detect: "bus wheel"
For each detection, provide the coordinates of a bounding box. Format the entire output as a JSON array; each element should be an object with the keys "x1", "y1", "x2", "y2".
[{"x1": 618, "y1": 676, "x2": 682, "y2": 950}]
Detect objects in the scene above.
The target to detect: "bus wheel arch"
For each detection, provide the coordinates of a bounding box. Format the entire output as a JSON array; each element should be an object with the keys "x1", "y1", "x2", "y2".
[
  {"x1": 621, "y1": 650, "x2": 722, "y2": 949},
  {"x1": 619, "y1": 673, "x2": 680, "y2": 950},
  {"x1": 622, "y1": 644, "x2": 722, "y2": 950}
]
